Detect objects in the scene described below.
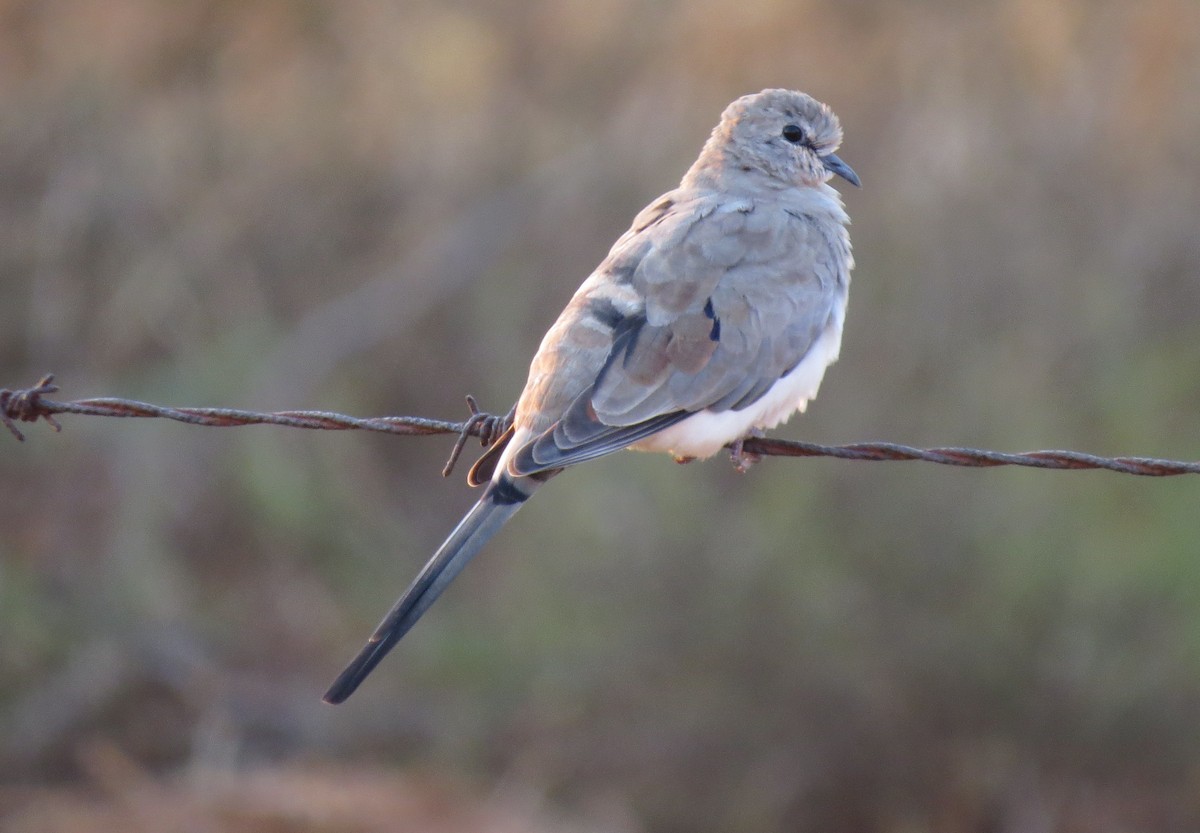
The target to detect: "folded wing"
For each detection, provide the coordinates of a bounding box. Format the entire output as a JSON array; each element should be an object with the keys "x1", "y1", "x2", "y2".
[{"x1": 503, "y1": 196, "x2": 847, "y2": 477}]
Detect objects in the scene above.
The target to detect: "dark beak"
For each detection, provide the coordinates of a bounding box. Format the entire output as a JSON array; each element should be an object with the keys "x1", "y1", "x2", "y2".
[{"x1": 822, "y1": 152, "x2": 861, "y2": 188}]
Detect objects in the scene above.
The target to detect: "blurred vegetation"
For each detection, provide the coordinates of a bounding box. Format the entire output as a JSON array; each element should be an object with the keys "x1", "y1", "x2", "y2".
[{"x1": 3, "y1": 1, "x2": 1200, "y2": 831}]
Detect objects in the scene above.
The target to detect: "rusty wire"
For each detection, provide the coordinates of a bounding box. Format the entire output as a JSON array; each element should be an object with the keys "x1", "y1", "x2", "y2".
[{"x1": 3, "y1": 374, "x2": 1199, "y2": 477}]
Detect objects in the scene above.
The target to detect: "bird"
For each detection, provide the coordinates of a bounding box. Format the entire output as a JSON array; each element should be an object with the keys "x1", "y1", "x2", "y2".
[{"x1": 323, "y1": 88, "x2": 858, "y2": 704}]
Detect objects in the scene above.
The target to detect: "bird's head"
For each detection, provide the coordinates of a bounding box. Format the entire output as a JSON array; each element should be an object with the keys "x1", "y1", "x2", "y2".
[{"x1": 693, "y1": 88, "x2": 860, "y2": 190}]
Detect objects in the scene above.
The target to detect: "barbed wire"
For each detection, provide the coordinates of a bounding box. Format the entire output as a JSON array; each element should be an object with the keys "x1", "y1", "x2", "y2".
[{"x1": 3, "y1": 374, "x2": 1198, "y2": 478}]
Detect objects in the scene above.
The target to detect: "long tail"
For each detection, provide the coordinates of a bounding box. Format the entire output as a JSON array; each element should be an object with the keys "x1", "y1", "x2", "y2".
[{"x1": 323, "y1": 475, "x2": 536, "y2": 704}]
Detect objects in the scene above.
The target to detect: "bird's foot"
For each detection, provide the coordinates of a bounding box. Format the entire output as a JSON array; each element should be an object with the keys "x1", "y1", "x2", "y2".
[
  {"x1": 729, "y1": 430, "x2": 765, "y2": 473},
  {"x1": 673, "y1": 455, "x2": 697, "y2": 465}
]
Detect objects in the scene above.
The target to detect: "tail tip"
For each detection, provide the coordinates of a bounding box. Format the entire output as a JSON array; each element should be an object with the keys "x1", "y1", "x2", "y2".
[{"x1": 321, "y1": 665, "x2": 367, "y2": 705}]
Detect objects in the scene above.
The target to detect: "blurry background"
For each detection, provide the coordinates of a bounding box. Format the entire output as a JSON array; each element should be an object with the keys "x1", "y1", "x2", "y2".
[{"x1": 2, "y1": 1, "x2": 1200, "y2": 831}]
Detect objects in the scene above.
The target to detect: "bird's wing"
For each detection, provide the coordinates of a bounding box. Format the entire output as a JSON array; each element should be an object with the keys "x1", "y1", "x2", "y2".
[{"x1": 507, "y1": 196, "x2": 848, "y2": 476}]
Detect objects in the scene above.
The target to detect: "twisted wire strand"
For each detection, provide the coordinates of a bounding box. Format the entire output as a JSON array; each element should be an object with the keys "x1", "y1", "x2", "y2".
[{"x1": 4, "y1": 375, "x2": 1198, "y2": 477}]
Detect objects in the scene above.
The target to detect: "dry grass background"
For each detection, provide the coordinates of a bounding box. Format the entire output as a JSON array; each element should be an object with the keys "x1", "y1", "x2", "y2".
[{"x1": 3, "y1": 1, "x2": 1200, "y2": 831}]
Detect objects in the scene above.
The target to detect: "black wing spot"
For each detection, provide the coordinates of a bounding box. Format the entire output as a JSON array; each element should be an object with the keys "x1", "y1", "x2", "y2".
[
  {"x1": 590, "y1": 310, "x2": 648, "y2": 391},
  {"x1": 614, "y1": 312, "x2": 647, "y2": 368},
  {"x1": 703, "y1": 297, "x2": 720, "y2": 342},
  {"x1": 586, "y1": 296, "x2": 627, "y2": 329}
]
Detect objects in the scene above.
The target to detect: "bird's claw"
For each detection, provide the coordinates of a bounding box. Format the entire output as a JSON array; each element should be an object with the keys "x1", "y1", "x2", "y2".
[{"x1": 729, "y1": 430, "x2": 764, "y2": 473}]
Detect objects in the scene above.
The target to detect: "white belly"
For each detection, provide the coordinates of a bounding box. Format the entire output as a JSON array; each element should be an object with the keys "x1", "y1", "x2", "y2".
[{"x1": 629, "y1": 311, "x2": 844, "y2": 460}]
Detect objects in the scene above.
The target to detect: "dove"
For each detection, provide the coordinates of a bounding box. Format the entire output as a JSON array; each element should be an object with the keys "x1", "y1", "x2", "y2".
[{"x1": 324, "y1": 88, "x2": 858, "y2": 704}]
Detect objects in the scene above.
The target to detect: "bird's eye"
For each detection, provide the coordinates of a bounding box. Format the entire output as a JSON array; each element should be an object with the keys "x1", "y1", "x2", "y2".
[{"x1": 781, "y1": 124, "x2": 807, "y2": 145}]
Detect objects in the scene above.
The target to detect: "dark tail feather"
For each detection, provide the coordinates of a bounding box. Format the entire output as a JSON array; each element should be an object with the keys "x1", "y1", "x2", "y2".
[{"x1": 323, "y1": 476, "x2": 533, "y2": 704}]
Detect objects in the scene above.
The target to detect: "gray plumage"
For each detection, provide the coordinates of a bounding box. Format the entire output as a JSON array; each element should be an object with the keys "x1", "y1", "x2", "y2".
[{"x1": 324, "y1": 89, "x2": 857, "y2": 704}]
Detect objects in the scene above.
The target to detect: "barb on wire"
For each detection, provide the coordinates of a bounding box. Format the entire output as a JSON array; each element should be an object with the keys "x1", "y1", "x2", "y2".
[
  {"x1": 3, "y1": 375, "x2": 1198, "y2": 478},
  {"x1": 441, "y1": 395, "x2": 515, "y2": 477},
  {"x1": 1, "y1": 374, "x2": 62, "y2": 441}
]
